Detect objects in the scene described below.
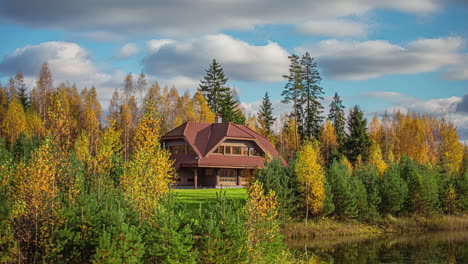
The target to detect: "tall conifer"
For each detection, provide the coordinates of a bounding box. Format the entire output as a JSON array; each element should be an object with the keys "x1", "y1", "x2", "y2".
[
  {"x1": 300, "y1": 52, "x2": 323, "y2": 139},
  {"x1": 328, "y1": 92, "x2": 346, "y2": 146},
  {"x1": 258, "y1": 92, "x2": 276, "y2": 136}
]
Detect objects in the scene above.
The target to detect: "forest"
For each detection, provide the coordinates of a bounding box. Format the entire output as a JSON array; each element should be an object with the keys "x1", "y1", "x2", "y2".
[{"x1": 0, "y1": 54, "x2": 467, "y2": 263}]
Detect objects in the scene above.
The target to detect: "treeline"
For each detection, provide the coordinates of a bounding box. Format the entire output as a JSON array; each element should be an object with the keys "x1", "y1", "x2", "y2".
[
  {"x1": 249, "y1": 52, "x2": 468, "y2": 224},
  {"x1": 0, "y1": 62, "x2": 295, "y2": 263}
]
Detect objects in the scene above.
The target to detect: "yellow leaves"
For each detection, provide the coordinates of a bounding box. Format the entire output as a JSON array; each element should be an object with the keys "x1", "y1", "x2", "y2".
[
  {"x1": 12, "y1": 139, "x2": 60, "y2": 252},
  {"x1": 121, "y1": 110, "x2": 174, "y2": 222},
  {"x1": 244, "y1": 181, "x2": 280, "y2": 248},
  {"x1": 368, "y1": 142, "x2": 387, "y2": 176},
  {"x1": 295, "y1": 140, "x2": 325, "y2": 215},
  {"x1": 193, "y1": 90, "x2": 215, "y2": 123},
  {"x1": 318, "y1": 119, "x2": 338, "y2": 164},
  {"x1": 1, "y1": 97, "x2": 26, "y2": 145},
  {"x1": 342, "y1": 156, "x2": 353, "y2": 174},
  {"x1": 438, "y1": 120, "x2": 464, "y2": 174}
]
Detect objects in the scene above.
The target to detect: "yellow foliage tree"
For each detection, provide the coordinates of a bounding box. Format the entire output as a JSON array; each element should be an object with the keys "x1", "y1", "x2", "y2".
[
  {"x1": 26, "y1": 110, "x2": 46, "y2": 139},
  {"x1": 1, "y1": 97, "x2": 26, "y2": 146},
  {"x1": 92, "y1": 121, "x2": 122, "y2": 186},
  {"x1": 318, "y1": 119, "x2": 338, "y2": 165},
  {"x1": 121, "y1": 106, "x2": 174, "y2": 222},
  {"x1": 368, "y1": 142, "x2": 387, "y2": 176},
  {"x1": 342, "y1": 156, "x2": 353, "y2": 174},
  {"x1": 12, "y1": 139, "x2": 60, "y2": 258},
  {"x1": 244, "y1": 181, "x2": 281, "y2": 256},
  {"x1": 48, "y1": 91, "x2": 73, "y2": 151},
  {"x1": 73, "y1": 131, "x2": 91, "y2": 163},
  {"x1": 295, "y1": 140, "x2": 325, "y2": 221},
  {"x1": 438, "y1": 120, "x2": 464, "y2": 174}
]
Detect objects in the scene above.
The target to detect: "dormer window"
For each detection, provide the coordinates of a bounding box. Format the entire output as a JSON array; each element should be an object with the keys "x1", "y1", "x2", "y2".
[{"x1": 211, "y1": 142, "x2": 262, "y2": 157}]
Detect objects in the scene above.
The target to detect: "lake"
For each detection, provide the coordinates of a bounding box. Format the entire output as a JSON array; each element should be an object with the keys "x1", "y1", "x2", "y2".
[{"x1": 286, "y1": 231, "x2": 468, "y2": 263}]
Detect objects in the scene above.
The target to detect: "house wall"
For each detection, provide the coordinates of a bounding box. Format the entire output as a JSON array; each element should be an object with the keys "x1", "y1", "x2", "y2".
[{"x1": 176, "y1": 167, "x2": 254, "y2": 187}]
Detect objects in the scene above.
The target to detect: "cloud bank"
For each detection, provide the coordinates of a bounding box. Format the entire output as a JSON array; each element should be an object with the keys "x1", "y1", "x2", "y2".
[
  {"x1": 0, "y1": 0, "x2": 441, "y2": 37},
  {"x1": 142, "y1": 34, "x2": 290, "y2": 83},
  {"x1": 297, "y1": 37, "x2": 467, "y2": 80}
]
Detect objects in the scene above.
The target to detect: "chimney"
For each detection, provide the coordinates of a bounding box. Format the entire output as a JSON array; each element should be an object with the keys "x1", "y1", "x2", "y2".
[{"x1": 215, "y1": 113, "x2": 222, "y2": 123}]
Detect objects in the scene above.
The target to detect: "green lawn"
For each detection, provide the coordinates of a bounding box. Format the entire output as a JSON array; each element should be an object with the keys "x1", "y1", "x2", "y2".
[{"x1": 174, "y1": 188, "x2": 247, "y2": 213}]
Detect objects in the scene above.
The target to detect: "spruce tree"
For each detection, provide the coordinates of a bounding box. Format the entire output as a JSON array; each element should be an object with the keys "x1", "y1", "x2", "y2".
[
  {"x1": 199, "y1": 59, "x2": 230, "y2": 114},
  {"x1": 300, "y1": 52, "x2": 323, "y2": 139},
  {"x1": 328, "y1": 92, "x2": 346, "y2": 146},
  {"x1": 281, "y1": 54, "x2": 302, "y2": 148},
  {"x1": 344, "y1": 105, "x2": 371, "y2": 163},
  {"x1": 257, "y1": 92, "x2": 276, "y2": 135},
  {"x1": 220, "y1": 88, "x2": 245, "y2": 124}
]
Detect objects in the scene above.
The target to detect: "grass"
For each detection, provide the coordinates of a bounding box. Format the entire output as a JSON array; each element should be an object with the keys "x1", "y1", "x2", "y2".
[{"x1": 174, "y1": 188, "x2": 247, "y2": 214}]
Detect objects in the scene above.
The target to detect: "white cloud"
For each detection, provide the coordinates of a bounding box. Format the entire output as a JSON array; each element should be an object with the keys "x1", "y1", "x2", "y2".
[
  {"x1": 297, "y1": 37, "x2": 466, "y2": 80},
  {"x1": 297, "y1": 19, "x2": 368, "y2": 37},
  {"x1": 142, "y1": 34, "x2": 290, "y2": 83},
  {"x1": 116, "y1": 43, "x2": 139, "y2": 59},
  {"x1": 0, "y1": 41, "x2": 124, "y2": 107},
  {"x1": 0, "y1": 0, "x2": 441, "y2": 37}
]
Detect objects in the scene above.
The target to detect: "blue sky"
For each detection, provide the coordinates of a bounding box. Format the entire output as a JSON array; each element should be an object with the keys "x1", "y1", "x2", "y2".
[{"x1": 0, "y1": 0, "x2": 467, "y2": 140}]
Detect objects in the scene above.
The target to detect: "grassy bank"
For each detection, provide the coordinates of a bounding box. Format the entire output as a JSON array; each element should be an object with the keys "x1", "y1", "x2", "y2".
[{"x1": 283, "y1": 214, "x2": 468, "y2": 239}]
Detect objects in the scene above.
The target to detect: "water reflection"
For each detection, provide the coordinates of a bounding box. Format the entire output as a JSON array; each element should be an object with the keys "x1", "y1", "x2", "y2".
[{"x1": 286, "y1": 231, "x2": 468, "y2": 263}]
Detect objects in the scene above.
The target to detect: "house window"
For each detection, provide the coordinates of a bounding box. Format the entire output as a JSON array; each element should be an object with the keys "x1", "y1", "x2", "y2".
[
  {"x1": 232, "y1": 146, "x2": 242, "y2": 155},
  {"x1": 249, "y1": 148, "x2": 260, "y2": 156},
  {"x1": 243, "y1": 147, "x2": 249, "y2": 155},
  {"x1": 169, "y1": 145, "x2": 186, "y2": 155},
  {"x1": 213, "y1": 146, "x2": 223, "y2": 154},
  {"x1": 224, "y1": 146, "x2": 232, "y2": 155}
]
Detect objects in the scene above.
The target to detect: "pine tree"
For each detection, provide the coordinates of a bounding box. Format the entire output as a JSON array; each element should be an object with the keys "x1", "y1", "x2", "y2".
[
  {"x1": 344, "y1": 105, "x2": 371, "y2": 163},
  {"x1": 328, "y1": 92, "x2": 346, "y2": 147},
  {"x1": 220, "y1": 88, "x2": 245, "y2": 124},
  {"x1": 281, "y1": 54, "x2": 302, "y2": 149},
  {"x1": 257, "y1": 92, "x2": 276, "y2": 136},
  {"x1": 198, "y1": 59, "x2": 230, "y2": 114},
  {"x1": 300, "y1": 52, "x2": 323, "y2": 139}
]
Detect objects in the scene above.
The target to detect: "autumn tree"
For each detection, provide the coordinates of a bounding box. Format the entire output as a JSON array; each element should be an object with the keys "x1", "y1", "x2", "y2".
[
  {"x1": 121, "y1": 106, "x2": 174, "y2": 222},
  {"x1": 32, "y1": 62, "x2": 54, "y2": 120},
  {"x1": 193, "y1": 90, "x2": 215, "y2": 123},
  {"x1": 12, "y1": 139, "x2": 61, "y2": 261},
  {"x1": 120, "y1": 103, "x2": 134, "y2": 162},
  {"x1": 318, "y1": 119, "x2": 339, "y2": 165},
  {"x1": 48, "y1": 90, "x2": 73, "y2": 151},
  {"x1": 295, "y1": 140, "x2": 326, "y2": 222},
  {"x1": 108, "y1": 89, "x2": 122, "y2": 124},
  {"x1": 278, "y1": 115, "x2": 298, "y2": 162},
  {"x1": 244, "y1": 181, "x2": 283, "y2": 262},
  {"x1": 257, "y1": 92, "x2": 276, "y2": 137},
  {"x1": 328, "y1": 92, "x2": 346, "y2": 147},
  {"x1": 438, "y1": 120, "x2": 464, "y2": 174},
  {"x1": 368, "y1": 142, "x2": 387, "y2": 176},
  {"x1": 1, "y1": 97, "x2": 27, "y2": 147}
]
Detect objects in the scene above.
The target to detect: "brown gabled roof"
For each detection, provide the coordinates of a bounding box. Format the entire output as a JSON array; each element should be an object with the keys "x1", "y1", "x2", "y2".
[{"x1": 162, "y1": 121, "x2": 285, "y2": 169}]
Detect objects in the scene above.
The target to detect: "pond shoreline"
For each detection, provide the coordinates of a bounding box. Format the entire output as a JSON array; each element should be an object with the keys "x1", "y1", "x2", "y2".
[{"x1": 282, "y1": 214, "x2": 468, "y2": 240}]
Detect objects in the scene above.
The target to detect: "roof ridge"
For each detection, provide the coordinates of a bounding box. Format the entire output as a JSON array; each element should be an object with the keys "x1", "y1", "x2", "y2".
[{"x1": 235, "y1": 123, "x2": 267, "y2": 140}]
